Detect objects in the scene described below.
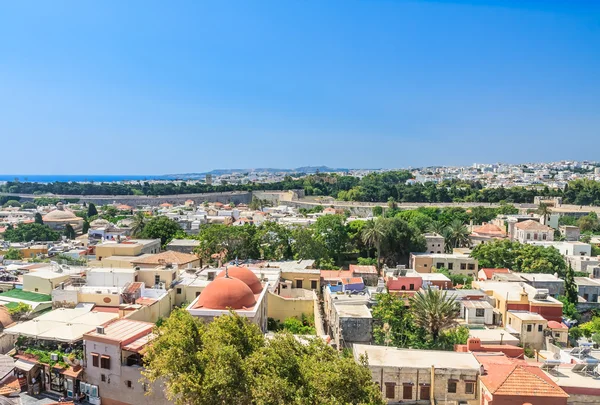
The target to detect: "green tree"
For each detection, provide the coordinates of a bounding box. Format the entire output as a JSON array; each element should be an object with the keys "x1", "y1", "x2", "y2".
[
  {"x1": 82, "y1": 220, "x2": 90, "y2": 234},
  {"x1": 372, "y1": 293, "x2": 418, "y2": 347},
  {"x1": 2, "y1": 200, "x2": 21, "y2": 208},
  {"x1": 140, "y1": 216, "x2": 183, "y2": 246},
  {"x1": 34, "y1": 212, "x2": 44, "y2": 225},
  {"x1": 87, "y1": 203, "x2": 98, "y2": 217},
  {"x1": 564, "y1": 262, "x2": 578, "y2": 305},
  {"x1": 3, "y1": 248, "x2": 23, "y2": 260},
  {"x1": 362, "y1": 219, "x2": 386, "y2": 272},
  {"x1": 22, "y1": 202, "x2": 37, "y2": 209},
  {"x1": 130, "y1": 212, "x2": 148, "y2": 236},
  {"x1": 410, "y1": 289, "x2": 459, "y2": 341},
  {"x1": 445, "y1": 219, "x2": 471, "y2": 250},
  {"x1": 371, "y1": 206, "x2": 383, "y2": 217},
  {"x1": 64, "y1": 224, "x2": 76, "y2": 239},
  {"x1": 312, "y1": 215, "x2": 348, "y2": 265},
  {"x1": 253, "y1": 222, "x2": 292, "y2": 260},
  {"x1": 3, "y1": 223, "x2": 60, "y2": 242},
  {"x1": 142, "y1": 309, "x2": 384, "y2": 405}
]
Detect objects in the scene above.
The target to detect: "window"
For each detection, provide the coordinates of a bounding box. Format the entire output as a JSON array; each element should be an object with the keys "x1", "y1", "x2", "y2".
[
  {"x1": 468, "y1": 264, "x2": 475, "y2": 270},
  {"x1": 527, "y1": 233, "x2": 531, "y2": 240},
  {"x1": 448, "y1": 380, "x2": 457, "y2": 393},
  {"x1": 100, "y1": 355, "x2": 110, "y2": 369},
  {"x1": 126, "y1": 380, "x2": 132, "y2": 388},
  {"x1": 543, "y1": 234, "x2": 547, "y2": 240},
  {"x1": 465, "y1": 382, "x2": 475, "y2": 394},
  {"x1": 403, "y1": 384, "x2": 412, "y2": 399},
  {"x1": 295, "y1": 279, "x2": 303, "y2": 289},
  {"x1": 176, "y1": 288, "x2": 182, "y2": 294},
  {"x1": 154, "y1": 275, "x2": 161, "y2": 285},
  {"x1": 35, "y1": 288, "x2": 39, "y2": 292},
  {"x1": 195, "y1": 291, "x2": 201, "y2": 297},
  {"x1": 101, "y1": 374, "x2": 106, "y2": 382},
  {"x1": 555, "y1": 333, "x2": 561, "y2": 338},
  {"x1": 475, "y1": 309, "x2": 485, "y2": 317},
  {"x1": 420, "y1": 385, "x2": 430, "y2": 400},
  {"x1": 534, "y1": 233, "x2": 538, "y2": 240},
  {"x1": 401, "y1": 286, "x2": 406, "y2": 290},
  {"x1": 460, "y1": 263, "x2": 467, "y2": 270},
  {"x1": 385, "y1": 383, "x2": 396, "y2": 399},
  {"x1": 436, "y1": 263, "x2": 444, "y2": 269},
  {"x1": 311, "y1": 280, "x2": 318, "y2": 289},
  {"x1": 91, "y1": 353, "x2": 99, "y2": 367},
  {"x1": 448, "y1": 263, "x2": 454, "y2": 270},
  {"x1": 527, "y1": 324, "x2": 533, "y2": 332},
  {"x1": 409, "y1": 283, "x2": 415, "y2": 290},
  {"x1": 538, "y1": 324, "x2": 543, "y2": 332},
  {"x1": 508, "y1": 318, "x2": 511, "y2": 325},
  {"x1": 424, "y1": 264, "x2": 428, "y2": 267}
]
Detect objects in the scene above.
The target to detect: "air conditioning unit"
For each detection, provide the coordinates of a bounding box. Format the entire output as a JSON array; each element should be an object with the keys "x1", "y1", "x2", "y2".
[
  {"x1": 50, "y1": 353, "x2": 59, "y2": 361},
  {"x1": 96, "y1": 326, "x2": 105, "y2": 334},
  {"x1": 534, "y1": 289, "x2": 550, "y2": 300}
]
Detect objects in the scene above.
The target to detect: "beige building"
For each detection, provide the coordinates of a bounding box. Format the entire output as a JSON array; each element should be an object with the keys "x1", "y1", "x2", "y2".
[
  {"x1": 131, "y1": 250, "x2": 199, "y2": 269},
  {"x1": 354, "y1": 344, "x2": 480, "y2": 404},
  {"x1": 409, "y1": 252, "x2": 478, "y2": 278},
  {"x1": 505, "y1": 310, "x2": 548, "y2": 350},
  {"x1": 267, "y1": 288, "x2": 317, "y2": 323},
  {"x1": 94, "y1": 239, "x2": 160, "y2": 261},
  {"x1": 22, "y1": 271, "x2": 70, "y2": 295},
  {"x1": 136, "y1": 266, "x2": 180, "y2": 289},
  {"x1": 514, "y1": 219, "x2": 554, "y2": 243},
  {"x1": 83, "y1": 319, "x2": 170, "y2": 405},
  {"x1": 423, "y1": 233, "x2": 444, "y2": 254}
]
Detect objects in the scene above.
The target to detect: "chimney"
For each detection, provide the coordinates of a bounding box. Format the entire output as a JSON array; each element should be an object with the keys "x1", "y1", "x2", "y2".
[{"x1": 467, "y1": 338, "x2": 481, "y2": 351}]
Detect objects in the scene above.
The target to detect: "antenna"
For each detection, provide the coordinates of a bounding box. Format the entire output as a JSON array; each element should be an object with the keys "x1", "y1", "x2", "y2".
[{"x1": 225, "y1": 266, "x2": 229, "y2": 278}]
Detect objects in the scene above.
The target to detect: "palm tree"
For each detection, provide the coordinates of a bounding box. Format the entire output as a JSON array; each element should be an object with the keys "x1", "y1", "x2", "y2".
[
  {"x1": 446, "y1": 219, "x2": 471, "y2": 250},
  {"x1": 362, "y1": 218, "x2": 386, "y2": 274},
  {"x1": 130, "y1": 212, "x2": 147, "y2": 236},
  {"x1": 537, "y1": 203, "x2": 551, "y2": 225},
  {"x1": 427, "y1": 220, "x2": 447, "y2": 236},
  {"x1": 410, "y1": 288, "x2": 459, "y2": 341}
]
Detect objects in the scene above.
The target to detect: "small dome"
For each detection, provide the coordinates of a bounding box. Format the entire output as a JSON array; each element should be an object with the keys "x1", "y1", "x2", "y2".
[
  {"x1": 195, "y1": 277, "x2": 256, "y2": 310},
  {"x1": 90, "y1": 218, "x2": 111, "y2": 227},
  {"x1": 43, "y1": 204, "x2": 79, "y2": 221},
  {"x1": 217, "y1": 266, "x2": 262, "y2": 294}
]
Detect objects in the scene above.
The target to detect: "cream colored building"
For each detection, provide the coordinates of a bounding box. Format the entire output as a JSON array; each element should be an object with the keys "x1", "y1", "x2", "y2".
[
  {"x1": 354, "y1": 344, "x2": 480, "y2": 404},
  {"x1": 22, "y1": 271, "x2": 70, "y2": 295},
  {"x1": 409, "y1": 252, "x2": 478, "y2": 278},
  {"x1": 505, "y1": 310, "x2": 548, "y2": 350},
  {"x1": 42, "y1": 203, "x2": 84, "y2": 233}
]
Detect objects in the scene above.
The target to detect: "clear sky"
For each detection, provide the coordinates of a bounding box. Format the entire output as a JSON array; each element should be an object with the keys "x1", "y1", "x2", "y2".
[{"x1": 1, "y1": 0, "x2": 599, "y2": 175}]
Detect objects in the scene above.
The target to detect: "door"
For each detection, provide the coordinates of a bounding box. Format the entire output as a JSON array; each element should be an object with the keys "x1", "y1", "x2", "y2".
[{"x1": 420, "y1": 385, "x2": 430, "y2": 400}]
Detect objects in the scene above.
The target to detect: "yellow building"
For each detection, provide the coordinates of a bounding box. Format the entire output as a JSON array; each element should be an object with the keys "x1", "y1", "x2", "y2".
[
  {"x1": 409, "y1": 253, "x2": 478, "y2": 278},
  {"x1": 267, "y1": 289, "x2": 317, "y2": 323},
  {"x1": 95, "y1": 242, "x2": 143, "y2": 260},
  {"x1": 136, "y1": 266, "x2": 180, "y2": 289},
  {"x1": 131, "y1": 251, "x2": 200, "y2": 269},
  {"x1": 22, "y1": 272, "x2": 70, "y2": 295},
  {"x1": 505, "y1": 310, "x2": 548, "y2": 350}
]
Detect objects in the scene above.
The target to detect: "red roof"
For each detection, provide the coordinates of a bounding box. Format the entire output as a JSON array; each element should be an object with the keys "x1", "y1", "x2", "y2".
[
  {"x1": 547, "y1": 321, "x2": 568, "y2": 329},
  {"x1": 349, "y1": 264, "x2": 378, "y2": 274},
  {"x1": 341, "y1": 277, "x2": 364, "y2": 285},
  {"x1": 480, "y1": 268, "x2": 511, "y2": 279},
  {"x1": 477, "y1": 355, "x2": 568, "y2": 398},
  {"x1": 320, "y1": 270, "x2": 353, "y2": 280}
]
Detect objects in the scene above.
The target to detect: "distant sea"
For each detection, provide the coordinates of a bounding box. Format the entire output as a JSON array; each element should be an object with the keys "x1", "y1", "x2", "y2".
[{"x1": 0, "y1": 175, "x2": 164, "y2": 183}]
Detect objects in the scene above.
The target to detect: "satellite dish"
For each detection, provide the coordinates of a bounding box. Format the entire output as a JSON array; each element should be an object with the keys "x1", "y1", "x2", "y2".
[{"x1": 553, "y1": 353, "x2": 561, "y2": 360}]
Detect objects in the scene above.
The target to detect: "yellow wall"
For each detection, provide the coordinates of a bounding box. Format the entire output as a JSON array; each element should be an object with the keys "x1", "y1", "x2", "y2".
[
  {"x1": 280, "y1": 271, "x2": 320, "y2": 290},
  {"x1": 95, "y1": 244, "x2": 142, "y2": 260},
  {"x1": 78, "y1": 292, "x2": 121, "y2": 307},
  {"x1": 174, "y1": 285, "x2": 205, "y2": 307},
  {"x1": 267, "y1": 291, "x2": 316, "y2": 322},
  {"x1": 412, "y1": 256, "x2": 433, "y2": 273},
  {"x1": 90, "y1": 257, "x2": 137, "y2": 268},
  {"x1": 0, "y1": 247, "x2": 48, "y2": 258},
  {"x1": 137, "y1": 269, "x2": 179, "y2": 288},
  {"x1": 22, "y1": 273, "x2": 69, "y2": 295},
  {"x1": 124, "y1": 290, "x2": 175, "y2": 323}
]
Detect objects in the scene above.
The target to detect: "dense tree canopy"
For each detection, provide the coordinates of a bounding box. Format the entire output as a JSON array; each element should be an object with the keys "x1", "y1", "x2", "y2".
[
  {"x1": 3, "y1": 223, "x2": 60, "y2": 242},
  {"x1": 470, "y1": 239, "x2": 567, "y2": 275},
  {"x1": 143, "y1": 310, "x2": 385, "y2": 405},
  {"x1": 3, "y1": 174, "x2": 599, "y2": 205},
  {"x1": 139, "y1": 216, "x2": 183, "y2": 246}
]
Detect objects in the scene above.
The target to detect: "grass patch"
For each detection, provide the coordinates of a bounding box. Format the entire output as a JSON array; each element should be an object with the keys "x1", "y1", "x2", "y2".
[{"x1": 0, "y1": 289, "x2": 51, "y2": 302}]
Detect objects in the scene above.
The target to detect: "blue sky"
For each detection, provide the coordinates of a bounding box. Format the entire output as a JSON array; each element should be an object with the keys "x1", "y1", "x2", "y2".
[{"x1": 1, "y1": 0, "x2": 599, "y2": 174}]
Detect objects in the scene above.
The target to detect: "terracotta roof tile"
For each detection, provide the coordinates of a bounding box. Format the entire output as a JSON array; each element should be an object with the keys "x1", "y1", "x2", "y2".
[{"x1": 515, "y1": 220, "x2": 553, "y2": 231}]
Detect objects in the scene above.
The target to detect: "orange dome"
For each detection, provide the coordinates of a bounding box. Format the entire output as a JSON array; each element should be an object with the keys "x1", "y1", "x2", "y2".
[
  {"x1": 195, "y1": 277, "x2": 256, "y2": 310},
  {"x1": 217, "y1": 266, "x2": 263, "y2": 294}
]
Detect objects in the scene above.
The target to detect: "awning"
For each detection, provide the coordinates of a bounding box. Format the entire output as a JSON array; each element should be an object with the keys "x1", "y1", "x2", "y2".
[{"x1": 14, "y1": 359, "x2": 35, "y2": 372}]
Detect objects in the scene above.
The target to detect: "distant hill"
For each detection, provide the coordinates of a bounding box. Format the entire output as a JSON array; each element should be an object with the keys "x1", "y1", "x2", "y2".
[{"x1": 163, "y1": 166, "x2": 350, "y2": 178}]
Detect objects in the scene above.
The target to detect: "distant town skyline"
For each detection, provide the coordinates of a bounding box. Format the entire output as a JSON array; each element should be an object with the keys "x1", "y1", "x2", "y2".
[{"x1": 1, "y1": 0, "x2": 599, "y2": 174}]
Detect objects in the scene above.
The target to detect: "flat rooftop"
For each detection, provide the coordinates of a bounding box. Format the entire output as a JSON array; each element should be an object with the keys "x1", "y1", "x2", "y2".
[
  {"x1": 544, "y1": 366, "x2": 600, "y2": 392},
  {"x1": 575, "y1": 277, "x2": 600, "y2": 287},
  {"x1": 508, "y1": 310, "x2": 547, "y2": 321},
  {"x1": 354, "y1": 344, "x2": 480, "y2": 370},
  {"x1": 468, "y1": 329, "x2": 520, "y2": 345},
  {"x1": 167, "y1": 239, "x2": 201, "y2": 247},
  {"x1": 334, "y1": 303, "x2": 372, "y2": 318},
  {"x1": 515, "y1": 273, "x2": 564, "y2": 282}
]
